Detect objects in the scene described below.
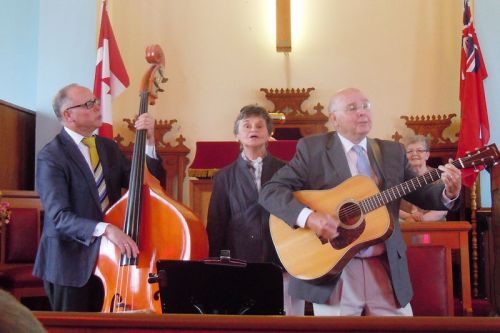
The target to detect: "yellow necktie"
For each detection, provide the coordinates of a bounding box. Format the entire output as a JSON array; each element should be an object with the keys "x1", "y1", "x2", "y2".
[
  {"x1": 82, "y1": 137, "x2": 99, "y2": 170},
  {"x1": 82, "y1": 137, "x2": 109, "y2": 212}
]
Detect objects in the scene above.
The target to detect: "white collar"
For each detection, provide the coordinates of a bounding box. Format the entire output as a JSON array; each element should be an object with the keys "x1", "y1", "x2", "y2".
[
  {"x1": 337, "y1": 133, "x2": 367, "y2": 153},
  {"x1": 241, "y1": 152, "x2": 263, "y2": 165},
  {"x1": 64, "y1": 127, "x2": 87, "y2": 146}
]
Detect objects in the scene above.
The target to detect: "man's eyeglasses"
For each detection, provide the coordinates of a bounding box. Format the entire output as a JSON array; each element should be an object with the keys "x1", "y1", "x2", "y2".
[
  {"x1": 343, "y1": 101, "x2": 371, "y2": 113},
  {"x1": 406, "y1": 148, "x2": 428, "y2": 155},
  {"x1": 66, "y1": 99, "x2": 100, "y2": 111}
]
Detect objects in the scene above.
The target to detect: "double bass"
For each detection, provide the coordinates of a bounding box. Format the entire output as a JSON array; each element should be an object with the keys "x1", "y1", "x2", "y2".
[{"x1": 95, "y1": 45, "x2": 208, "y2": 313}]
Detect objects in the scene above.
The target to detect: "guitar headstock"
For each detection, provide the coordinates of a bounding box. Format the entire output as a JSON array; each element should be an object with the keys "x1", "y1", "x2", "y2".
[{"x1": 456, "y1": 144, "x2": 500, "y2": 171}]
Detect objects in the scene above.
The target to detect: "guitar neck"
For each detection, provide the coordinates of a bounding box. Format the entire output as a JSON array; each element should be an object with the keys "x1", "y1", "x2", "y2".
[{"x1": 360, "y1": 160, "x2": 461, "y2": 214}]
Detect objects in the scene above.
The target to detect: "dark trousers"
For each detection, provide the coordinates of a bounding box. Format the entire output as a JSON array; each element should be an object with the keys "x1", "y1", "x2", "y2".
[{"x1": 43, "y1": 275, "x2": 104, "y2": 312}]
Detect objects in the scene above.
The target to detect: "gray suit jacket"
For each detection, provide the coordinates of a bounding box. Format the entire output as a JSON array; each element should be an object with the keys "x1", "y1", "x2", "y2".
[
  {"x1": 259, "y1": 132, "x2": 453, "y2": 306},
  {"x1": 207, "y1": 154, "x2": 285, "y2": 265},
  {"x1": 33, "y1": 129, "x2": 164, "y2": 287}
]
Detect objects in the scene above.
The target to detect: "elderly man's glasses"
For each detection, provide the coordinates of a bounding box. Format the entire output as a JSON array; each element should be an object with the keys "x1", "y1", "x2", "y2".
[
  {"x1": 66, "y1": 98, "x2": 100, "y2": 111},
  {"x1": 342, "y1": 101, "x2": 371, "y2": 113},
  {"x1": 406, "y1": 148, "x2": 428, "y2": 155}
]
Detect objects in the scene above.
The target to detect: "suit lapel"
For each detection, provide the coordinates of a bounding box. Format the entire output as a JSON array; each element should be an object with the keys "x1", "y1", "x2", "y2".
[
  {"x1": 236, "y1": 155, "x2": 258, "y2": 193},
  {"x1": 367, "y1": 138, "x2": 387, "y2": 188},
  {"x1": 326, "y1": 132, "x2": 352, "y2": 181},
  {"x1": 59, "y1": 130, "x2": 101, "y2": 209},
  {"x1": 261, "y1": 155, "x2": 276, "y2": 185}
]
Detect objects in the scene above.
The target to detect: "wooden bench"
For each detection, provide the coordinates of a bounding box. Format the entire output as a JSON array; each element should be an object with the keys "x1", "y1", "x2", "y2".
[{"x1": 0, "y1": 190, "x2": 46, "y2": 302}]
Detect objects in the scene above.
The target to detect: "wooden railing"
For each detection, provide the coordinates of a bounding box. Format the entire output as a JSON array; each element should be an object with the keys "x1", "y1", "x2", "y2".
[{"x1": 35, "y1": 312, "x2": 500, "y2": 332}]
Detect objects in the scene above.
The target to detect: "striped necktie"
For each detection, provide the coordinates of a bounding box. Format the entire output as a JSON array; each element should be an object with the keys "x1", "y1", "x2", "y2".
[{"x1": 82, "y1": 137, "x2": 109, "y2": 212}]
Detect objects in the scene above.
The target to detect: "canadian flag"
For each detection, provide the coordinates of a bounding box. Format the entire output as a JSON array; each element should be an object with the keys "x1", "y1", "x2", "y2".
[{"x1": 94, "y1": 0, "x2": 129, "y2": 139}]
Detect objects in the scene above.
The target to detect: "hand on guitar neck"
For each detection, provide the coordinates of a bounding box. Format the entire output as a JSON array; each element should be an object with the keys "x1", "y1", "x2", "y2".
[
  {"x1": 438, "y1": 160, "x2": 462, "y2": 199},
  {"x1": 305, "y1": 212, "x2": 340, "y2": 242}
]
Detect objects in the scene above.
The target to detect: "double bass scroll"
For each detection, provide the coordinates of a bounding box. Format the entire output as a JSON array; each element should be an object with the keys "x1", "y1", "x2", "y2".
[{"x1": 95, "y1": 44, "x2": 208, "y2": 313}]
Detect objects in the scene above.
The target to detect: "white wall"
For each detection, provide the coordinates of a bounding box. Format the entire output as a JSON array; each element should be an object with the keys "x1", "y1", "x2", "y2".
[
  {"x1": 35, "y1": 0, "x2": 97, "y2": 154},
  {"x1": 110, "y1": 1, "x2": 463, "y2": 149},
  {"x1": 0, "y1": 0, "x2": 39, "y2": 109},
  {"x1": 476, "y1": 0, "x2": 500, "y2": 207},
  {"x1": 2, "y1": 0, "x2": 498, "y2": 206},
  {"x1": 108, "y1": 0, "x2": 463, "y2": 203}
]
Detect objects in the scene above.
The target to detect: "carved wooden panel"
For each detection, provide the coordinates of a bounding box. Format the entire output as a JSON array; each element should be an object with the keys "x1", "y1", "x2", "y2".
[
  {"x1": 260, "y1": 88, "x2": 328, "y2": 139},
  {"x1": 394, "y1": 113, "x2": 458, "y2": 167},
  {"x1": 115, "y1": 118, "x2": 190, "y2": 201}
]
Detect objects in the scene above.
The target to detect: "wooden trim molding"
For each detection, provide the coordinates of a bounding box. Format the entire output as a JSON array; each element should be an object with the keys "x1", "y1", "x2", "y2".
[{"x1": 35, "y1": 312, "x2": 500, "y2": 332}]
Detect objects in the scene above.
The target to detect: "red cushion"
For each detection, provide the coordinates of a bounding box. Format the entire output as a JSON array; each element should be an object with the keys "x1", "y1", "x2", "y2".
[
  {"x1": 190, "y1": 140, "x2": 297, "y2": 170},
  {"x1": 407, "y1": 245, "x2": 450, "y2": 316},
  {"x1": 0, "y1": 265, "x2": 43, "y2": 289},
  {"x1": 5, "y1": 208, "x2": 39, "y2": 263}
]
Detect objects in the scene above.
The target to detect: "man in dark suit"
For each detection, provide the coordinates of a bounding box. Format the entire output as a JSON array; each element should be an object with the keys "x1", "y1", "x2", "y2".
[
  {"x1": 259, "y1": 87, "x2": 462, "y2": 316},
  {"x1": 33, "y1": 83, "x2": 164, "y2": 312}
]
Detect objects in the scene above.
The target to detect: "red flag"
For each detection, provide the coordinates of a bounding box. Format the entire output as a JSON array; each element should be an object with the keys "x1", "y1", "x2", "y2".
[
  {"x1": 456, "y1": 0, "x2": 490, "y2": 187},
  {"x1": 94, "y1": 0, "x2": 129, "y2": 139}
]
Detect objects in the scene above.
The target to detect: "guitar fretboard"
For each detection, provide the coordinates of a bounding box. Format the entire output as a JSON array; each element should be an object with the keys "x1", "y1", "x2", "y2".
[{"x1": 360, "y1": 159, "x2": 462, "y2": 214}]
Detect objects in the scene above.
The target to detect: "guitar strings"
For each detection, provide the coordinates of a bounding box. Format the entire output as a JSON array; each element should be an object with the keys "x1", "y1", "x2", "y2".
[{"x1": 336, "y1": 149, "x2": 491, "y2": 220}]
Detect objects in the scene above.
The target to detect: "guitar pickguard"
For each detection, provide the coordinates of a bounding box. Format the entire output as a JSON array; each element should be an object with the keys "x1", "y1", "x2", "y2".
[{"x1": 331, "y1": 220, "x2": 365, "y2": 249}]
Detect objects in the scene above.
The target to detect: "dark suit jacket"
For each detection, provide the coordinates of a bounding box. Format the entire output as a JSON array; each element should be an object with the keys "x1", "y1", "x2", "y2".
[
  {"x1": 207, "y1": 154, "x2": 285, "y2": 265},
  {"x1": 33, "y1": 129, "x2": 164, "y2": 287},
  {"x1": 259, "y1": 132, "x2": 455, "y2": 307}
]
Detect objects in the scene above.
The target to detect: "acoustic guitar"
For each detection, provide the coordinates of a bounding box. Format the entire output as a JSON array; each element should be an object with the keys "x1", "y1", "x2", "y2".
[{"x1": 269, "y1": 144, "x2": 499, "y2": 281}]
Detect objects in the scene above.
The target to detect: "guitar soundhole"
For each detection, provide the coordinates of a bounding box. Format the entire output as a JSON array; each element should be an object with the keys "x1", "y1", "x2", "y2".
[
  {"x1": 338, "y1": 202, "x2": 361, "y2": 226},
  {"x1": 330, "y1": 201, "x2": 365, "y2": 250}
]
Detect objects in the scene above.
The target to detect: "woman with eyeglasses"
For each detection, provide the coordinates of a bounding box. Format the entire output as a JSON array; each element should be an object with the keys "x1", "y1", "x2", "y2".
[{"x1": 399, "y1": 135, "x2": 448, "y2": 222}]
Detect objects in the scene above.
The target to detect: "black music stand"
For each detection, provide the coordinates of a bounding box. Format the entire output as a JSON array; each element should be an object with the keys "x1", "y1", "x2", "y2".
[{"x1": 154, "y1": 253, "x2": 284, "y2": 315}]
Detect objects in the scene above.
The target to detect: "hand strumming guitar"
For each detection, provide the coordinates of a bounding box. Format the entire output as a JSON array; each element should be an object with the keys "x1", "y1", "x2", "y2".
[{"x1": 305, "y1": 212, "x2": 340, "y2": 241}]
